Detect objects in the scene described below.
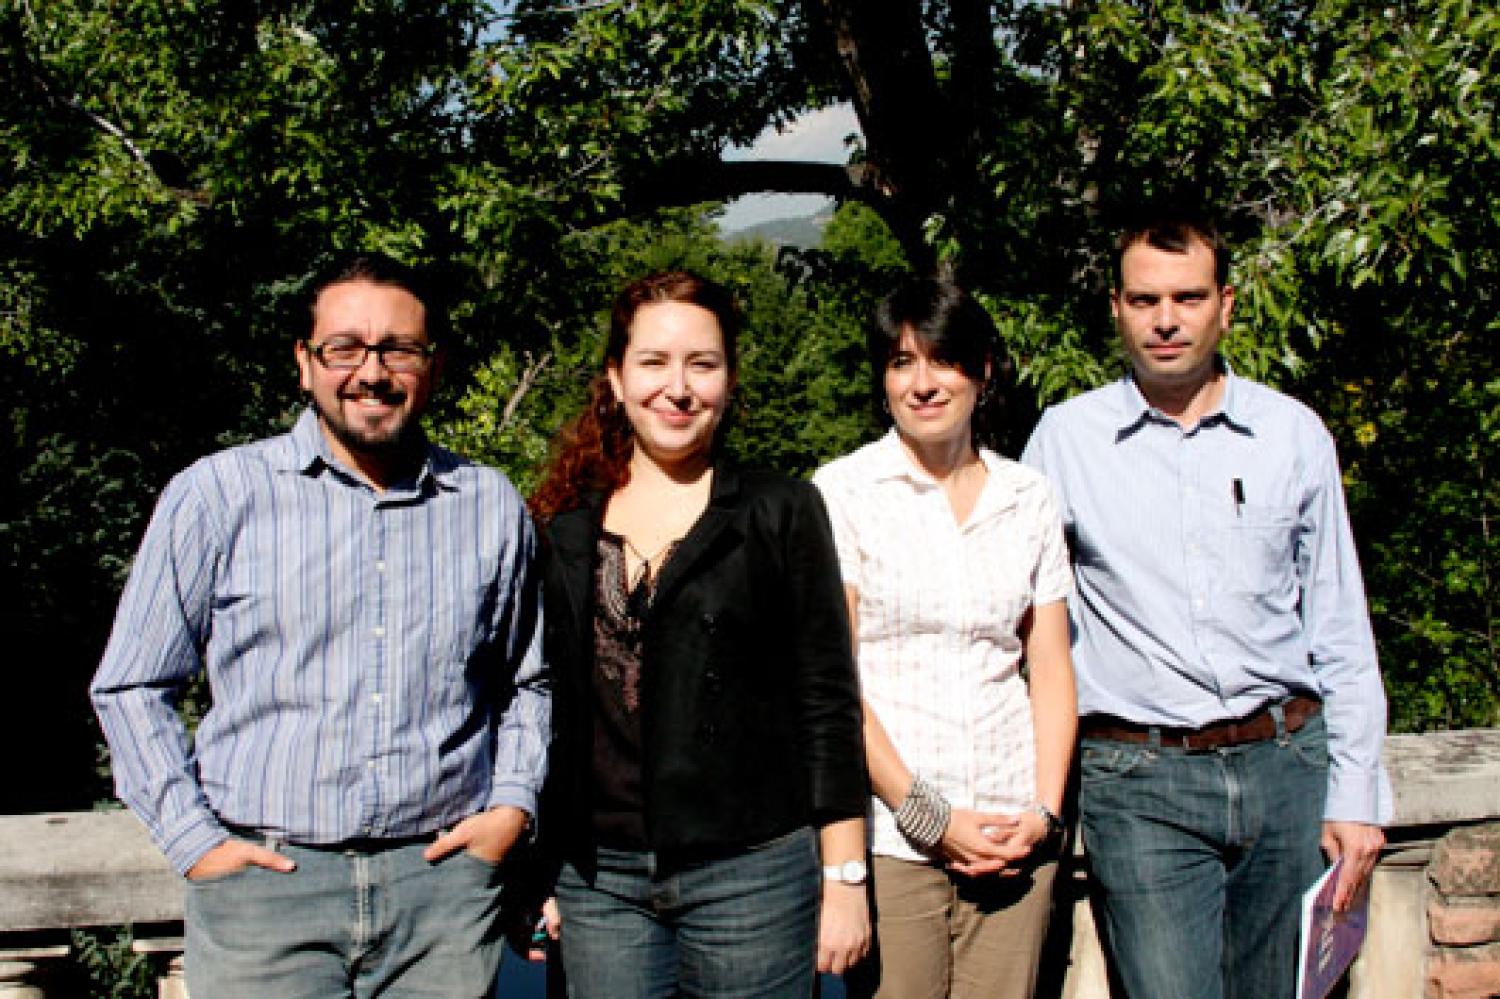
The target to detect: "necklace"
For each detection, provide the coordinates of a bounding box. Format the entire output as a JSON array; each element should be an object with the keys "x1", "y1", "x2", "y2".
[
  {"x1": 621, "y1": 533, "x2": 684, "y2": 594},
  {"x1": 607, "y1": 469, "x2": 710, "y2": 592},
  {"x1": 623, "y1": 534, "x2": 677, "y2": 566}
]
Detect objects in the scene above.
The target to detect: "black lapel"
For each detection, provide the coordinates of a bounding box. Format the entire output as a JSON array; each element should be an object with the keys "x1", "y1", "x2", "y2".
[{"x1": 650, "y1": 462, "x2": 745, "y2": 608}]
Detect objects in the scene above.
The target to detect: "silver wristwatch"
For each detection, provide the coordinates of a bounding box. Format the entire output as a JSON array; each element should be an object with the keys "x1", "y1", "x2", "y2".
[
  {"x1": 822, "y1": 859, "x2": 869, "y2": 885},
  {"x1": 1027, "y1": 802, "x2": 1065, "y2": 840}
]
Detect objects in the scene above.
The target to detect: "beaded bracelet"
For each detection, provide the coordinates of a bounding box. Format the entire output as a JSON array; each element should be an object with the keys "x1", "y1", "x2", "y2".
[{"x1": 894, "y1": 774, "x2": 952, "y2": 852}]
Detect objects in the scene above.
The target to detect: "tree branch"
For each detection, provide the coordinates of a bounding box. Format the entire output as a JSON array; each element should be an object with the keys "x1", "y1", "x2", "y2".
[
  {"x1": 498, "y1": 350, "x2": 553, "y2": 433},
  {"x1": 47, "y1": 88, "x2": 153, "y2": 169},
  {"x1": 807, "y1": 0, "x2": 950, "y2": 271},
  {"x1": 13, "y1": 6, "x2": 192, "y2": 196},
  {"x1": 630, "y1": 159, "x2": 869, "y2": 208}
]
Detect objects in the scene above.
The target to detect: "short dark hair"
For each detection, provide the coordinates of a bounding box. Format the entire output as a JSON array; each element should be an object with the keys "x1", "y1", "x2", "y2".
[
  {"x1": 870, "y1": 277, "x2": 995, "y2": 385},
  {"x1": 307, "y1": 253, "x2": 449, "y2": 341},
  {"x1": 1114, "y1": 212, "x2": 1231, "y2": 289},
  {"x1": 868, "y1": 277, "x2": 1008, "y2": 447}
]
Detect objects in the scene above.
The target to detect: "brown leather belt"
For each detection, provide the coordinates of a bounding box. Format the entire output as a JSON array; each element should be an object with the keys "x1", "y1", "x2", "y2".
[{"x1": 1081, "y1": 694, "x2": 1322, "y2": 751}]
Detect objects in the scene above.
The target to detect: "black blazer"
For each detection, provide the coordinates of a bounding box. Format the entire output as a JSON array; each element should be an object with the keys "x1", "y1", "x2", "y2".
[{"x1": 541, "y1": 463, "x2": 867, "y2": 864}]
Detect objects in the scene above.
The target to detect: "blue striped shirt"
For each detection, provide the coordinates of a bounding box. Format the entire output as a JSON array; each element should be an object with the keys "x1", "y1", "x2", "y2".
[
  {"x1": 1022, "y1": 369, "x2": 1391, "y2": 825},
  {"x1": 92, "y1": 409, "x2": 550, "y2": 873}
]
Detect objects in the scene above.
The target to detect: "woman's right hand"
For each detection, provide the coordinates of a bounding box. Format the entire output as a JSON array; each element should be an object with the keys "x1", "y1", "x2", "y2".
[
  {"x1": 942, "y1": 804, "x2": 1050, "y2": 876},
  {"x1": 940, "y1": 808, "x2": 1033, "y2": 877}
]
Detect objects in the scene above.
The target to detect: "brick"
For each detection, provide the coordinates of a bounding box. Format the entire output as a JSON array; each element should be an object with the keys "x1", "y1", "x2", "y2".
[
  {"x1": 1426, "y1": 943, "x2": 1500, "y2": 999},
  {"x1": 1431, "y1": 895, "x2": 1500, "y2": 945},
  {"x1": 1431, "y1": 824, "x2": 1500, "y2": 897}
]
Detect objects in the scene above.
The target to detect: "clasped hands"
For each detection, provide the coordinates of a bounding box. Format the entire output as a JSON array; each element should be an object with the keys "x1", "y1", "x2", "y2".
[{"x1": 941, "y1": 807, "x2": 1051, "y2": 878}]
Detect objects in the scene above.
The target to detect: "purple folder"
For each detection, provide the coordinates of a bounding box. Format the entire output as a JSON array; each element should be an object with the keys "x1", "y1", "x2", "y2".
[{"x1": 1297, "y1": 858, "x2": 1371, "y2": 999}]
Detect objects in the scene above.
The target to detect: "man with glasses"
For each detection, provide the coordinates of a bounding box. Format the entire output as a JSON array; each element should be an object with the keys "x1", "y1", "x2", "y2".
[{"x1": 92, "y1": 255, "x2": 549, "y2": 996}]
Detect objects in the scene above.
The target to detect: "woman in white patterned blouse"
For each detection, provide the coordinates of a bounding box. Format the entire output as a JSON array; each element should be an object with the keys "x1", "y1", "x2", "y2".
[{"x1": 813, "y1": 278, "x2": 1077, "y2": 999}]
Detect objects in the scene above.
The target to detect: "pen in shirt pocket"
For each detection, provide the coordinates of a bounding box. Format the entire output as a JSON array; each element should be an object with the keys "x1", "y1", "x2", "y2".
[{"x1": 1232, "y1": 478, "x2": 1246, "y2": 517}]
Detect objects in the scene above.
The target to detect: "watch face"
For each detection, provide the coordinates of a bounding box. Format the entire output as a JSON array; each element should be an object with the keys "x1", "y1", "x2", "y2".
[{"x1": 841, "y1": 860, "x2": 868, "y2": 884}]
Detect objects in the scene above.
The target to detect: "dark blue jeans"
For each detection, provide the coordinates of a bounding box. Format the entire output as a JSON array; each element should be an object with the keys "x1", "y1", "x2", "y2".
[
  {"x1": 1080, "y1": 710, "x2": 1329, "y2": 999},
  {"x1": 184, "y1": 837, "x2": 506, "y2": 998},
  {"x1": 555, "y1": 826, "x2": 821, "y2": 999}
]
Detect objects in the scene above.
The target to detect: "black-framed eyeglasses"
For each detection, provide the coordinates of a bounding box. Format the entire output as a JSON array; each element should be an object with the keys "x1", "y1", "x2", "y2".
[{"x1": 305, "y1": 337, "x2": 437, "y2": 373}]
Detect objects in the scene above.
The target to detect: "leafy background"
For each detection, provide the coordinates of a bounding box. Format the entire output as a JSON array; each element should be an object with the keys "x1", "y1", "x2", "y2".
[{"x1": 1, "y1": 0, "x2": 1493, "y2": 822}]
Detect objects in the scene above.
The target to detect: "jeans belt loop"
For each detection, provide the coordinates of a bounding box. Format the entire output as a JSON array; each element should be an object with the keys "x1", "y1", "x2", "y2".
[{"x1": 1270, "y1": 701, "x2": 1289, "y2": 744}]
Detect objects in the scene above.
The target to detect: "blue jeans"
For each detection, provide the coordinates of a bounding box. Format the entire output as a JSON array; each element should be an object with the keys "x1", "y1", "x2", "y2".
[
  {"x1": 1080, "y1": 710, "x2": 1329, "y2": 999},
  {"x1": 555, "y1": 827, "x2": 821, "y2": 999},
  {"x1": 184, "y1": 836, "x2": 506, "y2": 998}
]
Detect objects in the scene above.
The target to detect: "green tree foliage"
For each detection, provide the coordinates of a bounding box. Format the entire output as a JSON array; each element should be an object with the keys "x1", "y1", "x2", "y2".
[
  {"x1": 2, "y1": 0, "x2": 502, "y2": 810},
  {"x1": 1259, "y1": 0, "x2": 1499, "y2": 730},
  {"x1": 1012, "y1": 0, "x2": 1499, "y2": 729},
  {"x1": 468, "y1": 0, "x2": 1499, "y2": 728},
  {"x1": 980, "y1": 0, "x2": 1497, "y2": 729},
  {"x1": 439, "y1": 205, "x2": 879, "y2": 489},
  {"x1": 0, "y1": 0, "x2": 1493, "y2": 832}
]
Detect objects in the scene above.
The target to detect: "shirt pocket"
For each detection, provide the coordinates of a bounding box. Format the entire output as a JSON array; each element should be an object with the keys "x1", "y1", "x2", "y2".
[{"x1": 1227, "y1": 504, "x2": 1298, "y2": 596}]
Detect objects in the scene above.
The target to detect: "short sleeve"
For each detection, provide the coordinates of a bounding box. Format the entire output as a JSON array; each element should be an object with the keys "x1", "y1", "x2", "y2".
[{"x1": 1030, "y1": 477, "x2": 1073, "y2": 608}]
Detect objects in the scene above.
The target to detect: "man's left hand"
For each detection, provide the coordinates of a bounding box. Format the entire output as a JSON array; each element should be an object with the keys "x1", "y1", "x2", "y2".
[
  {"x1": 1320, "y1": 820, "x2": 1384, "y2": 911},
  {"x1": 424, "y1": 806, "x2": 531, "y2": 865}
]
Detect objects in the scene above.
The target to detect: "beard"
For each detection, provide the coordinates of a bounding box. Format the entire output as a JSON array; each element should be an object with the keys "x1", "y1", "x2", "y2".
[{"x1": 312, "y1": 396, "x2": 424, "y2": 465}]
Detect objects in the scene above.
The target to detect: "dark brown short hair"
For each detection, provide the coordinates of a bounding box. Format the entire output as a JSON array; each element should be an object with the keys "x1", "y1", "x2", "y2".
[
  {"x1": 1114, "y1": 212, "x2": 1230, "y2": 289},
  {"x1": 307, "y1": 253, "x2": 449, "y2": 341}
]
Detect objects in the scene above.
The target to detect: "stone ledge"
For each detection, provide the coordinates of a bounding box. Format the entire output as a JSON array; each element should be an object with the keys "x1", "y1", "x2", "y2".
[
  {"x1": 3, "y1": 727, "x2": 1500, "y2": 999},
  {"x1": 1388, "y1": 730, "x2": 1500, "y2": 827},
  {"x1": 0, "y1": 812, "x2": 180, "y2": 932}
]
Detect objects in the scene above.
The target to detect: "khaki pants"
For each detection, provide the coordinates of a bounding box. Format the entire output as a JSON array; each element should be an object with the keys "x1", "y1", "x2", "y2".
[{"x1": 846, "y1": 854, "x2": 1058, "y2": 999}]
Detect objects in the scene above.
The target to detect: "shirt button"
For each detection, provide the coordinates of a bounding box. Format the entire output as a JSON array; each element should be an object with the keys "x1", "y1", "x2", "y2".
[
  {"x1": 366, "y1": 760, "x2": 377, "y2": 770},
  {"x1": 373, "y1": 626, "x2": 385, "y2": 638},
  {"x1": 371, "y1": 693, "x2": 382, "y2": 705},
  {"x1": 375, "y1": 560, "x2": 387, "y2": 573}
]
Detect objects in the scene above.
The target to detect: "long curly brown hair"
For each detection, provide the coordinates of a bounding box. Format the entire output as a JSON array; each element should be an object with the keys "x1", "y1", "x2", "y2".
[{"x1": 529, "y1": 271, "x2": 741, "y2": 524}]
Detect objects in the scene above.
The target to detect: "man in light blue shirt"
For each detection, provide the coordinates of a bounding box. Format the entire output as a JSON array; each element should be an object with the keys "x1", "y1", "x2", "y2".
[
  {"x1": 92, "y1": 254, "x2": 549, "y2": 996},
  {"x1": 1023, "y1": 212, "x2": 1389, "y2": 999}
]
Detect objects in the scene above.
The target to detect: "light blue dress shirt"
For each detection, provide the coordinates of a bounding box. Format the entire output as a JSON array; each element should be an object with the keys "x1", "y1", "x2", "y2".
[
  {"x1": 1022, "y1": 368, "x2": 1391, "y2": 824},
  {"x1": 92, "y1": 409, "x2": 551, "y2": 873}
]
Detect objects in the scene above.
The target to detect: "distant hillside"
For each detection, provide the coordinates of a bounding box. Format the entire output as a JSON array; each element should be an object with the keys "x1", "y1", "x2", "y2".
[{"x1": 724, "y1": 211, "x2": 829, "y2": 249}]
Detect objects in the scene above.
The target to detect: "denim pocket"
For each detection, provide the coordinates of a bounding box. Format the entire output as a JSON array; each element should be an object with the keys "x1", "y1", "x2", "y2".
[
  {"x1": 1287, "y1": 714, "x2": 1330, "y2": 771},
  {"x1": 1079, "y1": 741, "x2": 1155, "y2": 783},
  {"x1": 457, "y1": 847, "x2": 504, "y2": 870}
]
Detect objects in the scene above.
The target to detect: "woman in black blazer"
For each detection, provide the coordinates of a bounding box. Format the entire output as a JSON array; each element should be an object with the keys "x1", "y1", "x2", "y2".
[{"x1": 529, "y1": 271, "x2": 870, "y2": 998}]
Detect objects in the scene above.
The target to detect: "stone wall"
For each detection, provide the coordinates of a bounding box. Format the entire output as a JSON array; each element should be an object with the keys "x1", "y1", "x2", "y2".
[
  {"x1": 4, "y1": 729, "x2": 1500, "y2": 997},
  {"x1": 1426, "y1": 823, "x2": 1500, "y2": 998}
]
